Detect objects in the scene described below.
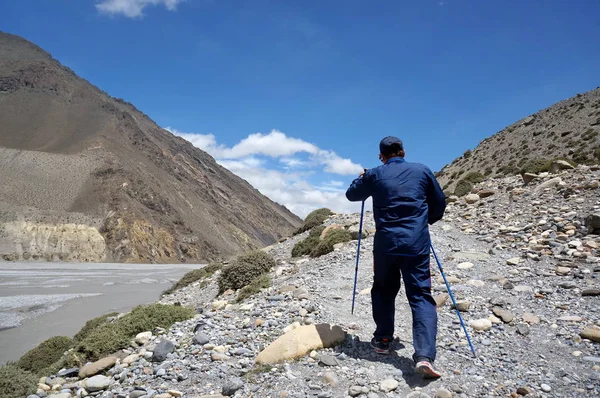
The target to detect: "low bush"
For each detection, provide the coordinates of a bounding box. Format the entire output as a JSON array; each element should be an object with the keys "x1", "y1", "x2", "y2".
[
  {"x1": 463, "y1": 172, "x2": 485, "y2": 184},
  {"x1": 218, "y1": 250, "x2": 276, "y2": 293},
  {"x1": 74, "y1": 304, "x2": 194, "y2": 362},
  {"x1": 310, "y1": 229, "x2": 352, "y2": 257},
  {"x1": 293, "y1": 208, "x2": 332, "y2": 235},
  {"x1": 236, "y1": 274, "x2": 272, "y2": 303},
  {"x1": 453, "y1": 180, "x2": 473, "y2": 197},
  {"x1": 162, "y1": 263, "x2": 223, "y2": 295},
  {"x1": 0, "y1": 364, "x2": 38, "y2": 398},
  {"x1": 16, "y1": 336, "x2": 73, "y2": 375},
  {"x1": 291, "y1": 226, "x2": 325, "y2": 257},
  {"x1": 520, "y1": 158, "x2": 549, "y2": 174}
]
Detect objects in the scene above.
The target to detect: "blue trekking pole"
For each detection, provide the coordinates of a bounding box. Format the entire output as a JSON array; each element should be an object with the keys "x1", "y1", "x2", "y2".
[
  {"x1": 351, "y1": 200, "x2": 366, "y2": 315},
  {"x1": 430, "y1": 243, "x2": 477, "y2": 358}
]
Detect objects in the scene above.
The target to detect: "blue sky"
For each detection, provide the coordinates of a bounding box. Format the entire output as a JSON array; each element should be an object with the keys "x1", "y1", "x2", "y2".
[{"x1": 1, "y1": 0, "x2": 599, "y2": 216}]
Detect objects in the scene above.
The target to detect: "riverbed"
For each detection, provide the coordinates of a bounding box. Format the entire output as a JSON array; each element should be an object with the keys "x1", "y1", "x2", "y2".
[{"x1": 0, "y1": 261, "x2": 202, "y2": 364}]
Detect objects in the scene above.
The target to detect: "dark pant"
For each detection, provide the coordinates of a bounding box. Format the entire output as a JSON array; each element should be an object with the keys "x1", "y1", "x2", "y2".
[{"x1": 371, "y1": 252, "x2": 438, "y2": 362}]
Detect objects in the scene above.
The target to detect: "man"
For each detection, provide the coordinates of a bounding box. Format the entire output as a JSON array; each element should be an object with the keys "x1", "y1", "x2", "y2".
[{"x1": 345, "y1": 136, "x2": 446, "y2": 378}]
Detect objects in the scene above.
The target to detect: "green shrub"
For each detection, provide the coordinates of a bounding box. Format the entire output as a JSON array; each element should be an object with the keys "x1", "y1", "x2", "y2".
[
  {"x1": 463, "y1": 172, "x2": 485, "y2": 184},
  {"x1": 75, "y1": 304, "x2": 194, "y2": 362},
  {"x1": 0, "y1": 364, "x2": 38, "y2": 398},
  {"x1": 16, "y1": 336, "x2": 73, "y2": 375},
  {"x1": 453, "y1": 180, "x2": 473, "y2": 197},
  {"x1": 520, "y1": 158, "x2": 549, "y2": 174},
  {"x1": 236, "y1": 274, "x2": 272, "y2": 303},
  {"x1": 74, "y1": 312, "x2": 119, "y2": 342},
  {"x1": 218, "y1": 250, "x2": 275, "y2": 293},
  {"x1": 463, "y1": 149, "x2": 472, "y2": 158},
  {"x1": 310, "y1": 229, "x2": 352, "y2": 257},
  {"x1": 163, "y1": 263, "x2": 223, "y2": 295},
  {"x1": 293, "y1": 208, "x2": 332, "y2": 235},
  {"x1": 291, "y1": 226, "x2": 325, "y2": 257}
]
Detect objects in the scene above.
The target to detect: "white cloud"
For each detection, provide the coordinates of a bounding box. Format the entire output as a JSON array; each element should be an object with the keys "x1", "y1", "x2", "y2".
[
  {"x1": 164, "y1": 126, "x2": 366, "y2": 217},
  {"x1": 96, "y1": 0, "x2": 182, "y2": 18}
]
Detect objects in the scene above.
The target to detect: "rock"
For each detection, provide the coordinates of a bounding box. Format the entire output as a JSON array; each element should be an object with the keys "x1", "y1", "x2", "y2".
[
  {"x1": 555, "y1": 267, "x2": 571, "y2": 276},
  {"x1": 558, "y1": 315, "x2": 582, "y2": 322},
  {"x1": 467, "y1": 279, "x2": 485, "y2": 287},
  {"x1": 221, "y1": 377, "x2": 244, "y2": 396},
  {"x1": 348, "y1": 386, "x2": 363, "y2": 397},
  {"x1": 322, "y1": 371, "x2": 339, "y2": 386},
  {"x1": 447, "y1": 196, "x2": 459, "y2": 203},
  {"x1": 212, "y1": 300, "x2": 228, "y2": 311},
  {"x1": 465, "y1": 194, "x2": 480, "y2": 203},
  {"x1": 320, "y1": 224, "x2": 343, "y2": 239},
  {"x1": 453, "y1": 300, "x2": 471, "y2": 312},
  {"x1": 540, "y1": 384, "x2": 552, "y2": 393},
  {"x1": 522, "y1": 115, "x2": 535, "y2": 126},
  {"x1": 168, "y1": 391, "x2": 184, "y2": 398},
  {"x1": 79, "y1": 356, "x2": 117, "y2": 378},
  {"x1": 506, "y1": 257, "x2": 521, "y2": 266},
  {"x1": 580, "y1": 328, "x2": 600, "y2": 342},
  {"x1": 130, "y1": 390, "x2": 147, "y2": 398},
  {"x1": 407, "y1": 392, "x2": 432, "y2": 398},
  {"x1": 84, "y1": 375, "x2": 111, "y2": 392},
  {"x1": 493, "y1": 307, "x2": 515, "y2": 323},
  {"x1": 470, "y1": 319, "x2": 492, "y2": 331},
  {"x1": 47, "y1": 377, "x2": 66, "y2": 387},
  {"x1": 434, "y1": 293, "x2": 449, "y2": 307},
  {"x1": 533, "y1": 177, "x2": 562, "y2": 195},
  {"x1": 550, "y1": 160, "x2": 574, "y2": 173},
  {"x1": 193, "y1": 332, "x2": 210, "y2": 345},
  {"x1": 457, "y1": 262, "x2": 474, "y2": 269},
  {"x1": 516, "y1": 324, "x2": 530, "y2": 336},
  {"x1": 522, "y1": 173, "x2": 538, "y2": 184},
  {"x1": 283, "y1": 321, "x2": 302, "y2": 333},
  {"x1": 152, "y1": 340, "x2": 175, "y2": 362},
  {"x1": 57, "y1": 368, "x2": 79, "y2": 378},
  {"x1": 435, "y1": 388, "x2": 453, "y2": 398},
  {"x1": 122, "y1": 354, "x2": 140, "y2": 365},
  {"x1": 318, "y1": 354, "x2": 340, "y2": 366},
  {"x1": 516, "y1": 386, "x2": 531, "y2": 395},
  {"x1": 585, "y1": 214, "x2": 600, "y2": 232},
  {"x1": 27, "y1": 396, "x2": 42, "y2": 398},
  {"x1": 49, "y1": 394, "x2": 70, "y2": 398},
  {"x1": 379, "y1": 378, "x2": 399, "y2": 392},
  {"x1": 478, "y1": 189, "x2": 496, "y2": 198},
  {"x1": 255, "y1": 324, "x2": 345, "y2": 364},
  {"x1": 211, "y1": 353, "x2": 228, "y2": 361},
  {"x1": 135, "y1": 331, "x2": 152, "y2": 345},
  {"x1": 522, "y1": 313, "x2": 540, "y2": 324},
  {"x1": 582, "y1": 289, "x2": 600, "y2": 297}
]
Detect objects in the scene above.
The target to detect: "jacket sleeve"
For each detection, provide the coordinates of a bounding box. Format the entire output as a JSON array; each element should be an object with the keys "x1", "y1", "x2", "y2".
[
  {"x1": 425, "y1": 168, "x2": 446, "y2": 224},
  {"x1": 346, "y1": 170, "x2": 373, "y2": 202}
]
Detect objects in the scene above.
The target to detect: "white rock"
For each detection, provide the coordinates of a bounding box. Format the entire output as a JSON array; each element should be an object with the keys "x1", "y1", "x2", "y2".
[
  {"x1": 135, "y1": 331, "x2": 152, "y2": 345},
  {"x1": 470, "y1": 319, "x2": 493, "y2": 331},
  {"x1": 457, "y1": 262, "x2": 474, "y2": 269},
  {"x1": 380, "y1": 378, "x2": 399, "y2": 392}
]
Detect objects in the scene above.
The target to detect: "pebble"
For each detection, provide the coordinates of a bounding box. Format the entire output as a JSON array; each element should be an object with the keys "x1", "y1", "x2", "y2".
[
  {"x1": 435, "y1": 388, "x2": 453, "y2": 398},
  {"x1": 540, "y1": 384, "x2": 551, "y2": 393},
  {"x1": 221, "y1": 377, "x2": 244, "y2": 396},
  {"x1": 379, "y1": 378, "x2": 399, "y2": 392},
  {"x1": 470, "y1": 319, "x2": 493, "y2": 331}
]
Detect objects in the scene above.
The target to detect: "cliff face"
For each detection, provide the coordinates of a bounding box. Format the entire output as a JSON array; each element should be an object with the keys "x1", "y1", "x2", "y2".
[{"x1": 0, "y1": 32, "x2": 302, "y2": 263}]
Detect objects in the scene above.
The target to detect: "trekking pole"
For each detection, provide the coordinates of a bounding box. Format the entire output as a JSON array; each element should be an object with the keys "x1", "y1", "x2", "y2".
[
  {"x1": 351, "y1": 200, "x2": 365, "y2": 315},
  {"x1": 430, "y1": 243, "x2": 477, "y2": 358}
]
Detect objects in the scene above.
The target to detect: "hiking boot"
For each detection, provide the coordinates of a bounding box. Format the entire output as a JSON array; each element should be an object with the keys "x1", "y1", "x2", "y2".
[
  {"x1": 415, "y1": 358, "x2": 442, "y2": 378},
  {"x1": 370, "y1": 337, "x2": 391, "y2": 354}
]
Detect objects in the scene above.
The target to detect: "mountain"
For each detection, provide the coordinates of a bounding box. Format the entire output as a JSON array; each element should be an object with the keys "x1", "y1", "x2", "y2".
[
  {"x1": 0, "y1": 31, "x2": 302, "y2": 263},
  {"x1": 437, "y1": 87, "x2": 600, "y2": 195}
]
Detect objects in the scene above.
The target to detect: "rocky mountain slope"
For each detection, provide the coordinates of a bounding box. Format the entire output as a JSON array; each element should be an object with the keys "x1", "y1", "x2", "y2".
[
  {"x1": 437, "y1": 87, "x2": 600, "y2": 194},
  {"x1": 22, "y1": 164, "x2": 599, "y2": 398},
  {"x1": 0, "y1": 31, "x2": 301, "y2": 263}
]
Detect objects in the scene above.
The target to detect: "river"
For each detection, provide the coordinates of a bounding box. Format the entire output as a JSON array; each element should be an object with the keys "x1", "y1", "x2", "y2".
[{"x1": 0, "y1": 261, "x2": 202, "y2": 364}]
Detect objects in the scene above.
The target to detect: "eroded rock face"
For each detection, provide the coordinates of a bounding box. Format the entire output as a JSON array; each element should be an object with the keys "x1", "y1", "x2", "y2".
[{"x1": 0, "y1": 221, "x2": 106, "y2": 262}]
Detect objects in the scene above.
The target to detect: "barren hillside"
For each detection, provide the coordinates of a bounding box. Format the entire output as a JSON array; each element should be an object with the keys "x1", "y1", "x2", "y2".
[
  {"x1": 437, "y1": 87, "x2": 600, "y2": 195},
  {"x1": 0, "y1": 31, "x2": 301, "y2": 263}
]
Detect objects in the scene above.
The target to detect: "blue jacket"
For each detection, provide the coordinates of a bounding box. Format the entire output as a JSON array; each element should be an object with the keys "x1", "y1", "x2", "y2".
[{"x1": 345, "y1": 157, "x2": 446, "y2": 257}]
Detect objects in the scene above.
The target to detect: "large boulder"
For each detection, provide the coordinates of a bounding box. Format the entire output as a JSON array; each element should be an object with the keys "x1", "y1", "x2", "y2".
[
  {"x1": 549, "y1": 160, "x2": 575, "y2": 174},
  {"x1": 79, "y1": 356, "x2": 117, "y2": 378},
  {"x1": 533, "y1": 177, "x2": 562, "y2": 196},
  {"x1": 84, "y1": 375, "x2": 111, "y2": 392},
  {"x1": 152, "y1": 340, "x2": 175, "y2": 362},
  {"x1": 255, "y1": 324, "x2": 345, "y2": 365}
]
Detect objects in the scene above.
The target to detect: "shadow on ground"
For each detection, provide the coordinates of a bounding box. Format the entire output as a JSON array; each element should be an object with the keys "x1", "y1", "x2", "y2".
[{"x1": 339, "y1": 337, "x2": 437, "y2": 389}]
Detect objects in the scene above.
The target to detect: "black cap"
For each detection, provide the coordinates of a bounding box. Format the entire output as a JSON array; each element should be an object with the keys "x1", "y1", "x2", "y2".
[{"x1": 379, "y1": 136, "x2": 404, "y2": 155}]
